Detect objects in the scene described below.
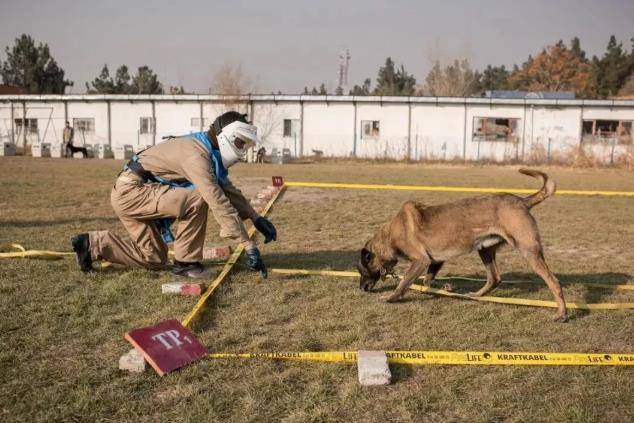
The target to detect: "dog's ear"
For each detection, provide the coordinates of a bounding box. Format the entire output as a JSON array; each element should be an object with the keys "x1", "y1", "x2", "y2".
[{"x1": 361, "y1": 248, "x2": 373, "y2": 265}]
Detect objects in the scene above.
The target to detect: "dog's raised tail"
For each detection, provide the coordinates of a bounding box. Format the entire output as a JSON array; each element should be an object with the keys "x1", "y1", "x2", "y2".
[{"x1": 519, "y1": 168, "x2": 556, "y2": 208}]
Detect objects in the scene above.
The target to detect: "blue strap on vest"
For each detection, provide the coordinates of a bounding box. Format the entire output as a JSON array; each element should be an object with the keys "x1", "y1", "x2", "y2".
[{"x1": 123, "y1": 132, "x2": 229, "y2": 243}]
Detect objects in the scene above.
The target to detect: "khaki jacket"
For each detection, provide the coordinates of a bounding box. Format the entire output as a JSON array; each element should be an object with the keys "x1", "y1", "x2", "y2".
[
  {"x1": 137, "y1": 137, "x2": 258, "y2": 241},
  {"x1": 63, "y1": 127, "x2": 74, "y2": 143}
]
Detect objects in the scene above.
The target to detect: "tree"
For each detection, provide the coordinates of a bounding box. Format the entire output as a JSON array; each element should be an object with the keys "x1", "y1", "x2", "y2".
[
  {"x1": 478, "y1": 65, "x2": 510, "y2": 92},
  {"x1": 335, "y1": 86, "x2": 344, "y2": 95},
  {"x1": 617, "y1": 73, "x2": 634, "y2": 97},
  {"x1": 0, "y1": 34, "x2": 72, "y2": 94},
  {"x1": 509, "y1": 42, "x2": 596, "y2": 97},
  {"x1": 319, "y1": 83, "x2": 327, "y2": 95},
  {"x1": 349, "y1": 78, "x2": 371, "y2": 95},
  {"x1": 211, "y1": 61, "x2": 253, "y2": 96},
  {"x1": 132, "y1": 66, "x2": 163, "y2": 94},
  {"x1": 373, "y1": 57, "x2": 416, "y2": 96},
  {"x1": 421, "y1": 59, "x2": 480, "y2": 96},
  {"x1": 85, "y1": 64, "x2": 115, "y2": 93},
  {"x1": 570, "y1": 36, "x2": 586, "y2": 60},
  {"x1": 592, "y1": 35, "x2": 634, "y2": 98},
  {"x1": 114, "y1": 65, "x2": 132, "y2": 94}
]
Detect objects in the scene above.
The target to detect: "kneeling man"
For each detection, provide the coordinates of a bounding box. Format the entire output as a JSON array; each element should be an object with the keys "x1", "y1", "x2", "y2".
[{"x1": 71, "y1": 111, "x2": 276, "y2": 278}]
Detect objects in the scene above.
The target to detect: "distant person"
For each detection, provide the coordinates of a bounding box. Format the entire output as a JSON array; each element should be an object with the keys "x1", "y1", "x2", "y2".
[
  {"x1": 63, "y1": 121, "x2": 88, "y2": 158},
  {"x1": 255, "y1": 146, "x2": 266, "y2": 163}
]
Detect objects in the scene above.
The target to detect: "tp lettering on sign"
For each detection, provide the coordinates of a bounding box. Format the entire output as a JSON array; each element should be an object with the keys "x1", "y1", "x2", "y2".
[{"x1": 124, "y1": 319, "x2": 208, "y2": 376}]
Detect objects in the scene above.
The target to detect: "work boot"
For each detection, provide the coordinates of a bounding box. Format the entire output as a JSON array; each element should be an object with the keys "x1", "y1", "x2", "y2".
[
  {"x1": 172, "y1": 260, "x2": 214, "y2": 279},
  {"x1": 71, "y1": 233, "x2": 93, "y2": 272}
]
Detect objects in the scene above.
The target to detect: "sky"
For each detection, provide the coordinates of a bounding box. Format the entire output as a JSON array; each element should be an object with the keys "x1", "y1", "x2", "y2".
[{"x1": 1, "y1": 0, "x2": 633, "y2": 94}]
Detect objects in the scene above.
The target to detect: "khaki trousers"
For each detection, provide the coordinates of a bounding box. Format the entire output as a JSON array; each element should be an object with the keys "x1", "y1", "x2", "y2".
[{"x1": 89, "y1": 173, "x2": 208, "y2": 269}]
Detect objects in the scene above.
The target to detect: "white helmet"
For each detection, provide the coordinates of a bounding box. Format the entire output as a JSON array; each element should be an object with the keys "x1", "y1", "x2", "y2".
[{"x1": 215, "y1": 120, "x2": 260, "y2": 168}]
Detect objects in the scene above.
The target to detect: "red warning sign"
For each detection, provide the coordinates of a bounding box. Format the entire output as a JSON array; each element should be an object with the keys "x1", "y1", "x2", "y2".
[
  {"x1": 272, "y1": 176, "x2": 284, "y2": 187},
  {"x1": 124, "y1": 319, "x2": 208, "y2": 376}
]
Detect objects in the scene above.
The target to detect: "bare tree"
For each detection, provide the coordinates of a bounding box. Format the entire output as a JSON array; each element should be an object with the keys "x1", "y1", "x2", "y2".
[
  {"x1": 210, "y1": 60, "x2": 255, "y2": 113},
  {"x1": 211, "y1": 61, "x2": 254, "y2": 95},
  {"x1": 421, "y1": 59, "x2": 480, "y2": 96}
]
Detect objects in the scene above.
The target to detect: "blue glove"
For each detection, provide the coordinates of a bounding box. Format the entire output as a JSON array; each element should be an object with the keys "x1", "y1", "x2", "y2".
[
  {"x1": 254, "y1": 216, "x2": 277, "y2": 243},
  {"x1": 245, "y1": 247, "x2": 267, "y2": 278}
]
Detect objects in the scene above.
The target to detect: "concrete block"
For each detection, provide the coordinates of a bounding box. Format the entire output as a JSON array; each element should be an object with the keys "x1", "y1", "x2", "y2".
[
  {"x1": 31, "y1": 143, "x2": 51, "y2": 157},
  {"x1": 50, "y1": 144, "x2": 64, "y2": 158},
  {"x1": 96, "y1": 144, "x2": 114, "y2": 159},
  {"x1": 161, "y1": 282, "x2": 203, "y2": 296},
  {"x1": 114, "y1": 144, "x2": 134, "y2": 160},
  {"x1": 357, "y1": 350, "x2": 391, "y2": 386},
  {"x1": 203, "y1": 246, "x2": 232, "y2": 260},
  {"x1": 119, "y1": 348, "x2": 146, "y2": 373},
  {"x1": 0, "y1": 142, "x2": 16, "y2": 156}
]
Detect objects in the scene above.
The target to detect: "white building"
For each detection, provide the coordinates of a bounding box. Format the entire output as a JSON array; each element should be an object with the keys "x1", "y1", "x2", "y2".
[{"x1": 1, "y1": 94, "x2": 633, "y2": 162}]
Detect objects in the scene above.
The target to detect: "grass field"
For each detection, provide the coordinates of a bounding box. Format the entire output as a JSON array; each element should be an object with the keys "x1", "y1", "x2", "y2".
[{"x1": 1, "y1": 157, "x2": 633, "y2": 422}]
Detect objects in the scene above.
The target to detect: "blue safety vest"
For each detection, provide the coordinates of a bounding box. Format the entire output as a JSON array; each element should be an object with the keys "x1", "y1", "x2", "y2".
[{"x1": 126, "y1": 131, "x2": 229, "y2": 243}]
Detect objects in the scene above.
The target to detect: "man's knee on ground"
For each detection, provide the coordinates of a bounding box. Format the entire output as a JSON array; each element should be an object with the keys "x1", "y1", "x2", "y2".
[{"x1": 140, "y1": 247, "x2": 168, "y2": 268}]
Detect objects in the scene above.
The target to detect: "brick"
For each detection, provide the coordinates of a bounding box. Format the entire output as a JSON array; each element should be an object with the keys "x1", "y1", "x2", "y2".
[
  {"x1": 202, "y1": 246, "x2": 232, "y2": 260},
  {"x1": 251, "y1": 198, "x2": 265, "y2": 206},
  {"x1": 119, "y1": 348, "x2": 146, "y2": 373},
  {"x1": 257, "y1": 191, "x2": 273, "y2": 200},
  {"x1": 161, "y1": 282, "x2": 203, "y2": 296},
  {"x1": 357, "y1": 350, "x2": 391, "y2": 386}
]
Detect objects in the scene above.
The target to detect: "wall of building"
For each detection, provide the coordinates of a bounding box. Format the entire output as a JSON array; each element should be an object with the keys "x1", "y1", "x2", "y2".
[{"x1": 1, "y1": 95, "x2": 633, "y2": 163}]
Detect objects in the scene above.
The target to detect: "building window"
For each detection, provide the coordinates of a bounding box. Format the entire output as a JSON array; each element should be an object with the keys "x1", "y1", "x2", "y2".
[
  {"x1": 191, "y1": 117, "x2": 211, "y2": 129},
  {"x1": 582, "y1": 119, "x2": 632, "y2": 145},
  {"x1": 139, "y1": 117, "x2": 155, "y2": 134},
  {"x1": 14, "y1": 118, "x2": 38, "y2": 134},
  {"x1": 473, "y1": 117, "x2": 519, "y2": 142},
  {"x1": 361, "y1": 120, "x2": 380, "y2": 139},
  {"x1": 73, "y1": 118, "x2": 95, "y2": 134},
  {"x1": 283, "y1": 119, "x2": 300, "y2": 137}
]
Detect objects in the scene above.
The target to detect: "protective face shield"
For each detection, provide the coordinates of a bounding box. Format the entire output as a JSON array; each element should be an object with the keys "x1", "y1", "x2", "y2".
[{"x1": 216, "y1": 120, "x2": 260, "y2": 168}]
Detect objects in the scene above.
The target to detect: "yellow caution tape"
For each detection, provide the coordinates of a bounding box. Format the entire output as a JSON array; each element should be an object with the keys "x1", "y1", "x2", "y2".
[
  {"x1": 0, "y1": 243, "x2": 75, "y2": 259},
  {"x1": 270, "y1": 268, "x2": 634, "y2": 310},
  {"x1": 181, "y1": 186, "x2": 285, "y2": 328},
  {"x1": 208, "y1": 350, "x2": 634, "y2": 366},
  {"x1": 284, "y1": 181, "x2": 634, "y2": 197},
  {"x1": 270, "y1": 268, "x2": 634, "y2": 291}
]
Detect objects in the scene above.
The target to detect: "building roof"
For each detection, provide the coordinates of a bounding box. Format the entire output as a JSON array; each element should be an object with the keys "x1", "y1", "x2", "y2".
[{"x1": 0, "y1": 93, "x2": 632, "y2": 107}]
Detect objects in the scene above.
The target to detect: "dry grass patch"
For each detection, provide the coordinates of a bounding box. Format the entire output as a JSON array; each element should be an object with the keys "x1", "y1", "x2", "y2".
[{"x1": 0, "y1": 157, "x2": 632, "y2": 422}]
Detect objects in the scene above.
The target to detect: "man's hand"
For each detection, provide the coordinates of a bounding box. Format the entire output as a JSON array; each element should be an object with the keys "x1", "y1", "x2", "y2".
[
  {"x1": 254, "y1": 216, "x2": 277, "y2": 243},
  {"x1": 245, "y1": 246, "x2": 267, "y2": 278}
]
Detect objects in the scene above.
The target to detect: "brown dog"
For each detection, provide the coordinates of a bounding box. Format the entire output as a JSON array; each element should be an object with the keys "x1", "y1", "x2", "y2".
[{"x1": 357, "y1": 168, "x2": 568, "y2": 322}]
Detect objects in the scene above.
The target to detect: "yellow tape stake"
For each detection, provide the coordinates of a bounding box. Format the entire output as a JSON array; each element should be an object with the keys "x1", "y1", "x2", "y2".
[
  {"x1": 284, "y1": 181, "x2": 634, "y2": 197},
  {"x1": 269, "y1": 268, "x2": 634, "y2": 310},
  {"x1": 208, "y1": 350, "x2": 634, "y2": 366},
  {"x1": 181, "y1": 186, "x2": 286, "y2": 328}
]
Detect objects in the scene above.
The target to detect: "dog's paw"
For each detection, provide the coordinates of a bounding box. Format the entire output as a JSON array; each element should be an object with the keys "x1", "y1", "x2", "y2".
[{"x1": 553, "y1": 313, "x2": 569, "y2": 323}]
